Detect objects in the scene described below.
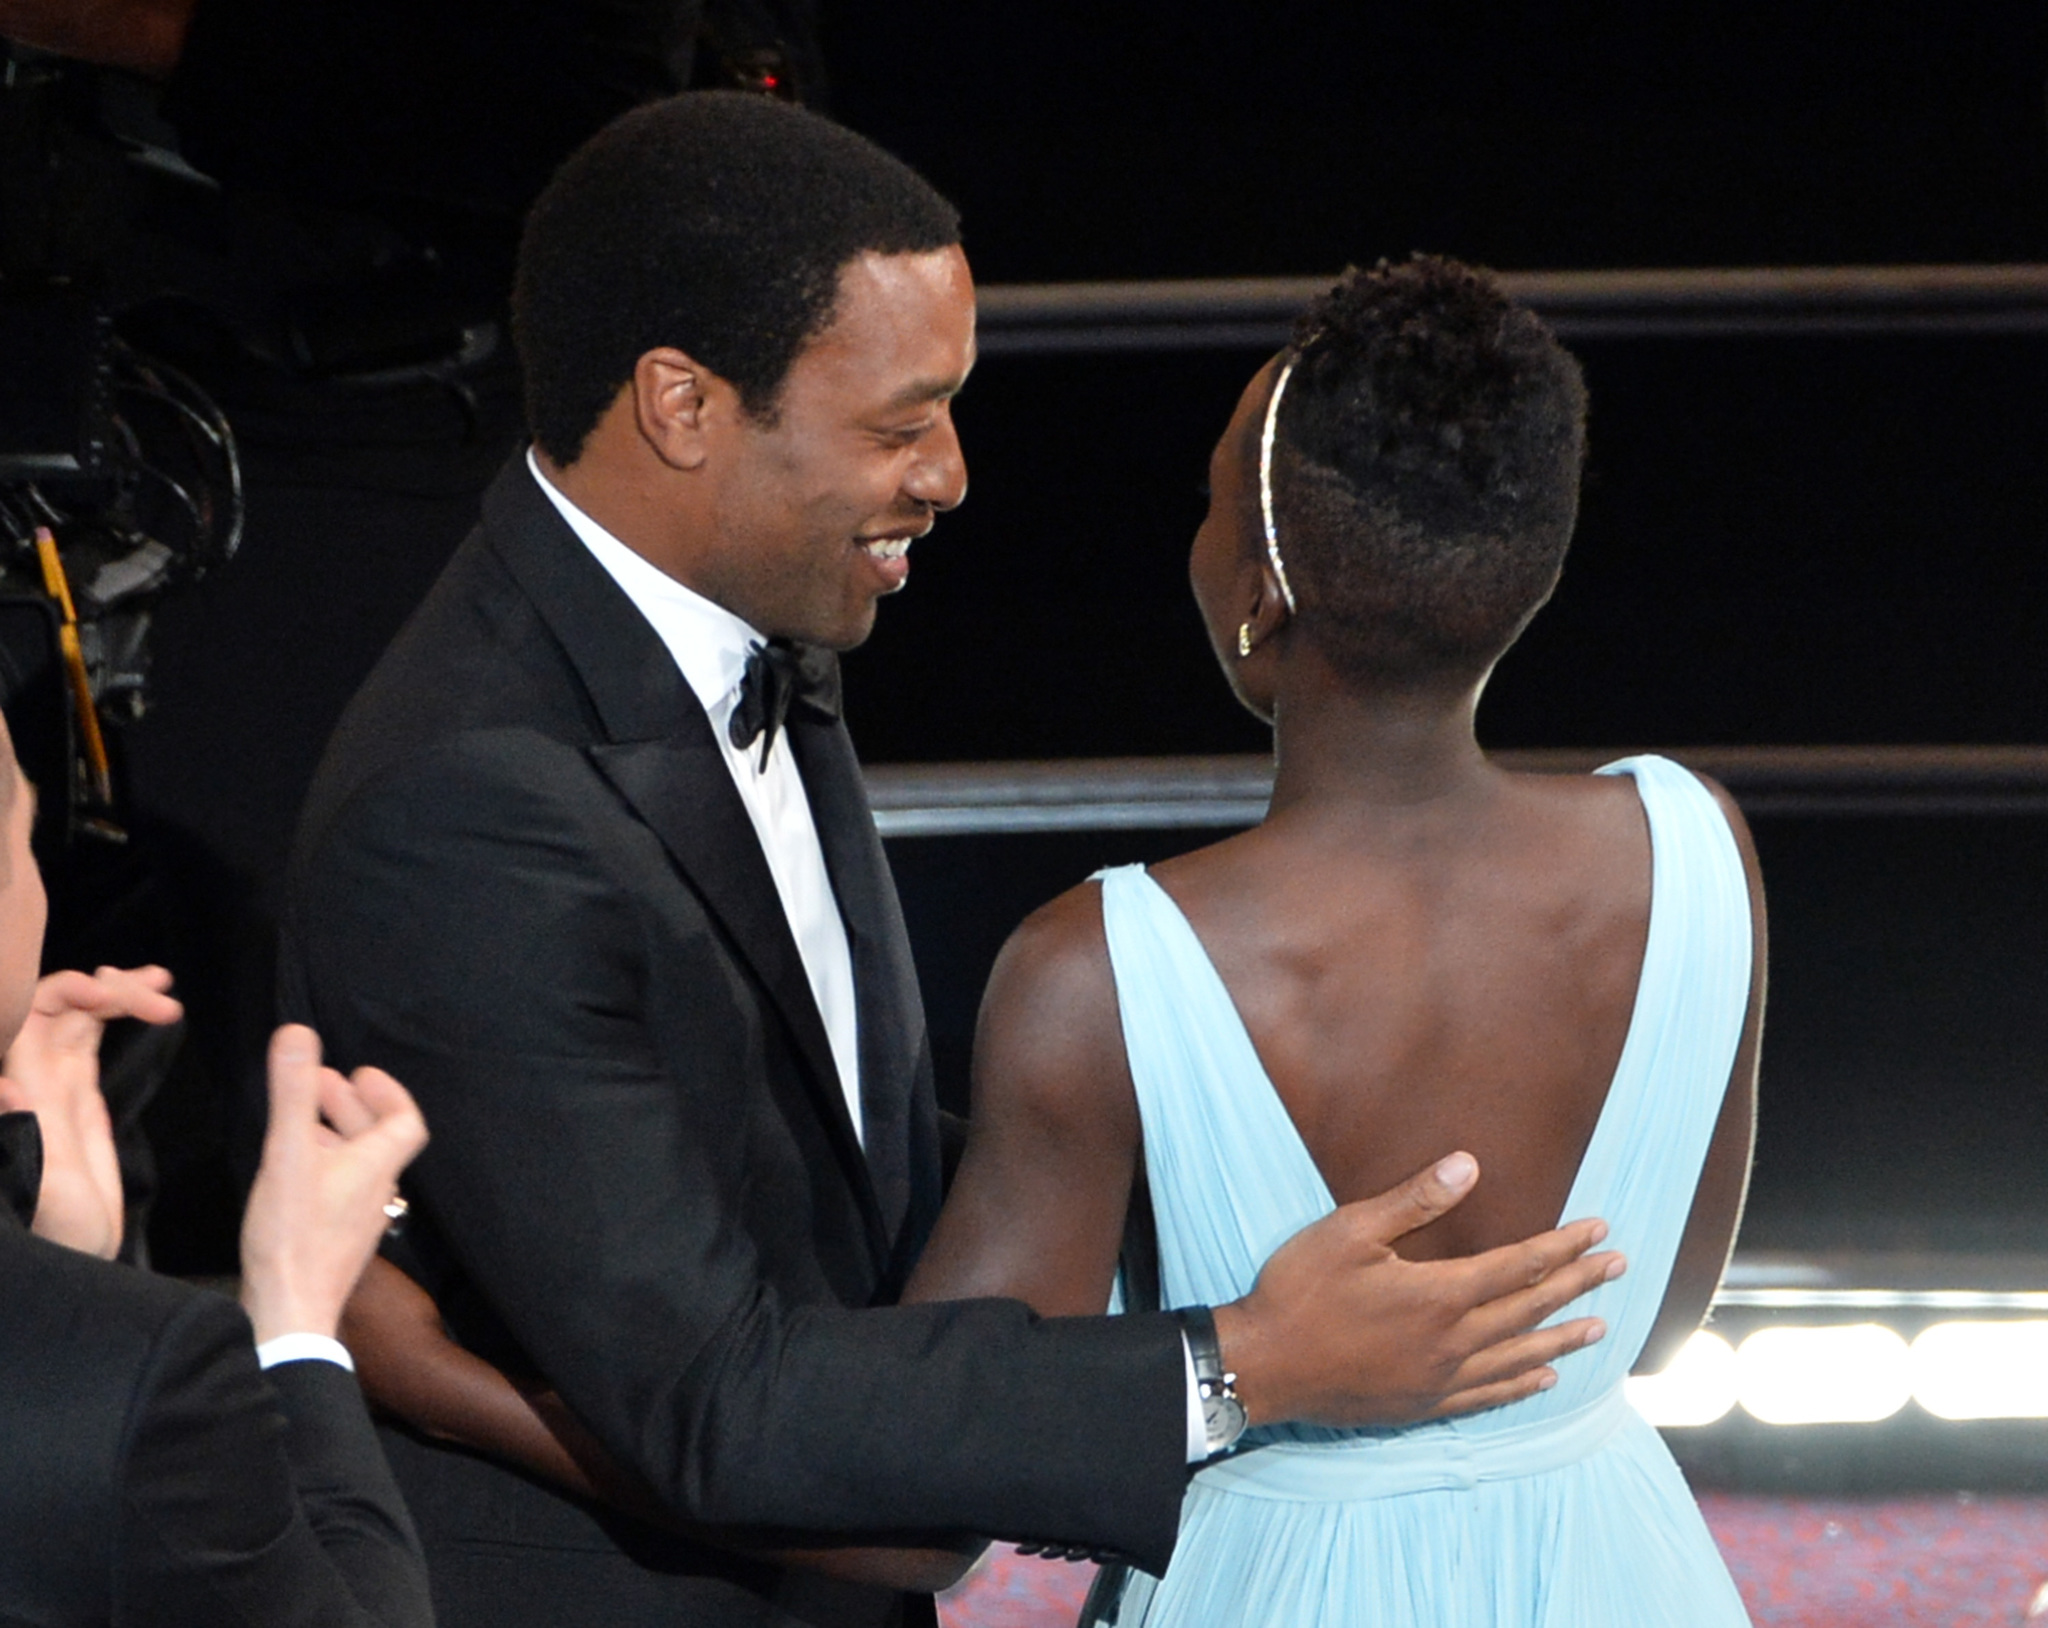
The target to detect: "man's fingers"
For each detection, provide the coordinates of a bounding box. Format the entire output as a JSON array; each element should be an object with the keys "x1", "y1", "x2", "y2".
[
  {"x1": 1456, "y1": 1217, "x2": 1610, "y2": 1305},
  {"x1": 1460, "y1": 1249, "x2": 1626, "y2": 1352},
  {"x1": 360, "y1": 1103, "x2": 430, "y2": 1176},
  {"x1": 317, "y1": 1066, "x2": 379, "y2": 1138},
  {"x1": 311, "y1": 1063, "x2": 427, "y2": 1191},
  {"x1": 90, "y1": 964, "x2": 180, "y2": 1001},
  {"x1": 1425, "y1": 1367, "x2": 1563, "y2": 1420},
  {"x1": 26, "y1": 966, "x2": 183, "y2": 1027},
  {"x1": 111, "y1": 964, "x2": 176, "y2": 993},
  {"x1": 319, "y1": 1066, "x2": 425, "y2": 1161},
  {"x1": 348, "y1": 1065, "x2": 418, "y2": 1128},
  {"x1": 1441, "y1": 1315, "x2": 1609, "y2": 1400},
  {"x1": 353, "y1": 1070, "x2": 429, "y2": 1170},
  {"x1": 29, "y1": 969, "x2": 107, "y2": 1014},
  {"x1": 265, "y1": 1024, "x2": 325, "y2": 1140},
  {"x1": 91, "y1": 966, "x2": 182, "y2": 1025},
  {"x1": 1344, "y1": 1151, "x2": 1480, "y2": 1247}
]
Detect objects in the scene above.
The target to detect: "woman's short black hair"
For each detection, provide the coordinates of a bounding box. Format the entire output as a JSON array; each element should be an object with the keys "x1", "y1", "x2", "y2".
[
  {"x1": 513, "y1": 91, "x2": 962, "y2": 464},
  {"x1": 1273, "y1": 255, "x2": 1588, "y2": 683}
]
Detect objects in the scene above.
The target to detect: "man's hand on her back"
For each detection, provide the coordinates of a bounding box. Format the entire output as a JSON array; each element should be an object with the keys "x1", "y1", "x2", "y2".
[
  {"x1": 0, "y1": 965, "x2": 182, "y2": 1260},
  {"x1": 240, "y1": 1025, "x2": 429, "y2": 1346},
  {"x1": 1214, "y1": 1152, "x2": 1625, "y2": 1428}
]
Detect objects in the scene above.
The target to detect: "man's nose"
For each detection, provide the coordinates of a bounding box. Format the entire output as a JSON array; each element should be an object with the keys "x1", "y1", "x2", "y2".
[{"x1": 904, "y1": 407, "x2": 968, "y2": 512}]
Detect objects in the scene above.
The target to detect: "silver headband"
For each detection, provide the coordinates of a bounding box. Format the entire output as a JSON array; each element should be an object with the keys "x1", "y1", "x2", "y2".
[{"x1": 1258, "y1": 358, "x2": 1300, "y2": 615}]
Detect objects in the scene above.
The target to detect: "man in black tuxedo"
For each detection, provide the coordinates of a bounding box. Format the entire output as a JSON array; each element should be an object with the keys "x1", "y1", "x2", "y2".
[
  {"x1": 0, "y1": 715, "x2": 436, "y2": 1625},
  {"x1": 281, "y1": 93, "x2": 1622, "y2": 1628}
]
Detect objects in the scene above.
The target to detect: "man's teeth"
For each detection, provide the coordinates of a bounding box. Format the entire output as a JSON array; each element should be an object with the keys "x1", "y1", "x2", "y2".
[{"x1": 863, "y1": 538, "x2": 912, "y2": 560}]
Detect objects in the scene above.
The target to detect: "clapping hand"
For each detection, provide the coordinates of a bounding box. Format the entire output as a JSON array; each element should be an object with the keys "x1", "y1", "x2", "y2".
[
  {"x1": 0, "y1": 966, "x2": 182, "y2": 1259},
  {"x1": 240, "y1": 1025, "x2": 429, "y2": 1345}
]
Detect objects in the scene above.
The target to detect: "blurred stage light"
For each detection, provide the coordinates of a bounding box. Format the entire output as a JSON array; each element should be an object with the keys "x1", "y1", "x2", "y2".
[
  {"x1": 1626, "y1": 1260, "x2": 2048, "y2": 1432},
  {"x1": 1627, "y1": 1331, "x2": 1738, "y2": 1427},
  {"x1": 1910, "y1": 1320, "x2": 2048, "y2": 1420},
  {"x1": 1734, "y1": 1324, "x2": 1912, "y2": 1424}
]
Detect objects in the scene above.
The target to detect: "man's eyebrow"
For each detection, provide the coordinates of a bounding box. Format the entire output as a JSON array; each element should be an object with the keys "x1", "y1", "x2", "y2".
[{"x1": 882, "y1": 376, "x2": 965, "y2": 411}]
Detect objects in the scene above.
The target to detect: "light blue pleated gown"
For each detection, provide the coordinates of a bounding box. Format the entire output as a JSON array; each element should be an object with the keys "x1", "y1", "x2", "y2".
[{"x1": 1098, "y1": 755, "x2": 1753, "y2": 1627}]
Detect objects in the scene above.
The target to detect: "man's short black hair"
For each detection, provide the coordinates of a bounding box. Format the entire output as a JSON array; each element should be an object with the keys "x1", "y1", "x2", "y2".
[
  {"x1": 1273, "y1": 255, "x2": 1588, "y2": 683},
  {"x1": 514, "y1": 91, "x2": 963, "y2": 464}
]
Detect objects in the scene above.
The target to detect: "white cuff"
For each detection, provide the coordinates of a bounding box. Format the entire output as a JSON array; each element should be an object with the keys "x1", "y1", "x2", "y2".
[
  {"x1": 1182, "y1": 1332, "x2": 1208, "y2": 1463},
  {"x1": 255, "y1": 1333, "x2": 355, "y2": 1373}
]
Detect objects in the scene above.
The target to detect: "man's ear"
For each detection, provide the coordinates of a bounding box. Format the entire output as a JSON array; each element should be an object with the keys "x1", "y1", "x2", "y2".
[{"x1": 631, "y1": 348, "x2": 719, "y2": 471}]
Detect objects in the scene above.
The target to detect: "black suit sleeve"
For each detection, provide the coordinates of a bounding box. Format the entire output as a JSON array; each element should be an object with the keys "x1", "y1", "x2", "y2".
[
  {"x1": 288, "y1": 732, "x2": 1188, "y2": 1575},
  {"x1": 112, "y1": 1291, "x2": 431, "y2": 1628}
]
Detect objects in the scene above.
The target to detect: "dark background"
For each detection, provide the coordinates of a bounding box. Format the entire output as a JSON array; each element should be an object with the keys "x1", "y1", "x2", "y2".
[
  {"x1": 828, "y1": 2, "x2": 2048, "y2": 280},
  {"x1": 809, "y1": 4, "x2": 2048, "y2": 1249},
  {"x1": 820, "y1": 3, "x2": 2048, "y2": 759}
]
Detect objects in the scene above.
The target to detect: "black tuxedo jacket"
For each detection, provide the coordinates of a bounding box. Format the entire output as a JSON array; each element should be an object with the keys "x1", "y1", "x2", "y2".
[
  {"x1": 278, "y1": 458, "x2": 1186, "y2": 1627},
  {"x1": 0, "y1": 1116, "x2": 431, "y2": 1628}
]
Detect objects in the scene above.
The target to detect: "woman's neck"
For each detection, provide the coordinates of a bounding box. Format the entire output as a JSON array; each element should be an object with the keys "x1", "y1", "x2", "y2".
[{"x1": 1266, "y1": 647, "x2": 1498, "y2": 820}]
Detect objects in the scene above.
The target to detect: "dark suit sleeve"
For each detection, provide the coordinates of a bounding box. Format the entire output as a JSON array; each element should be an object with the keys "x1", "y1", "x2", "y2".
[
  {"x1": 287, "y1": 733, "x2": 1188, "y2": 1574},
  {"x1": 112, "y1": 1291, "x2": 431, "y2": 1628}
]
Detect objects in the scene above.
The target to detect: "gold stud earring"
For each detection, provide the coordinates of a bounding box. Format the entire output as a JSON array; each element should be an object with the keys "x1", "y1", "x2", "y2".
[{"x1": 1237, "y1": 622, "x2": 1254, "y2": 659}]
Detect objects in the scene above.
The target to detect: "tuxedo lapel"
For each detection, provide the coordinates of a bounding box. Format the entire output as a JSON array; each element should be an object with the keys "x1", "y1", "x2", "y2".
[
  {"x1": 480, "y1": 459, "x2": 888, "y2": 1264},
  {"x1": 588, "y1": 732, "x2": 888, "y2": 1266},
  {"x1": 790, "y1": 713, "x2": 925, "y2": 1247}
]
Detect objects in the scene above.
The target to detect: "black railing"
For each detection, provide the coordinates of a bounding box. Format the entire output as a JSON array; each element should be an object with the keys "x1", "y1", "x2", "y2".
[
  {"x1": 865, "y1": 746, "x2": 2048, "y2": 836},
  {"x1": 976, "y1": 265, "x2": 2048, "y2": 353}
]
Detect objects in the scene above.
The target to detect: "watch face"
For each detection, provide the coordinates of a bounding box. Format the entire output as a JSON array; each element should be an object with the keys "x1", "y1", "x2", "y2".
[{"x1": 1203, "y1": 1392, "x2": 1248, "y2": 1451}]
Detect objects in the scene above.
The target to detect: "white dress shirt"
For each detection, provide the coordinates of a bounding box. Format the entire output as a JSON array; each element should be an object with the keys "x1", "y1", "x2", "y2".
[
  {"x1": 528, "y1": 452, "x2": 864, "y2": 1141},
  {"x1": 529, "y1": 454, "x2": 1208, "y2": 1457},
  {"x1": 256, "y1": 1333, "x2": 355, "y2": 1372}
]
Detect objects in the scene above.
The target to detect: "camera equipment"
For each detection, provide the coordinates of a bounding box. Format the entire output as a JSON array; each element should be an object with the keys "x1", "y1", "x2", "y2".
[{"x1": 0, "y1": 46, "x2": 242, "y2": 845}]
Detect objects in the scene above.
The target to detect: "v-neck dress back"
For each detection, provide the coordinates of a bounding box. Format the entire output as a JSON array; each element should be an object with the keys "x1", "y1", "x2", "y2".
[{"x1": 1097, "y1": 755, "x2": 1752, "y2": 1626}]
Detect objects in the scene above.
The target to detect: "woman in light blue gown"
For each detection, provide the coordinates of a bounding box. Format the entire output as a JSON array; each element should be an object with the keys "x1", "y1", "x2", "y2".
[{"x1": 906, "y1": 257, "x2": 1765, "y2": 1625}]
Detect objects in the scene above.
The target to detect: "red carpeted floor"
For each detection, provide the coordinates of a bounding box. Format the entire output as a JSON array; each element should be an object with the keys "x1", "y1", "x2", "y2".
[{"x1": 938, "y1": 1495, "x2": 2048, "y2": 1626}]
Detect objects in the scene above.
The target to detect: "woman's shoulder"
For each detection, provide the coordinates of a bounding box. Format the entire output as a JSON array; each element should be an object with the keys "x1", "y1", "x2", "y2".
[
  {"x1": 1515, "y1": 758, "x2": 1757, "y2": 872},
  {"x1": 1497, "y1": 756, "x2": 1746, "y2": 839},
  {"x1": 1497, "y1": 762, "x2": 1763, "y2": 971},
  {"x1": 1003, "y1": 872, "x2": 1113, "y2": 969},
  {"x1": 979, "y1": 879, "x2": 1125, "y2": 1098},
  {"x1": 1508, "y1": 753, "x2": 1740, "y2": 810}
]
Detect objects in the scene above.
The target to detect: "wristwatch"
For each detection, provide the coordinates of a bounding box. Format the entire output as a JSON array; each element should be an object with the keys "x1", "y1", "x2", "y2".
[{"x1": 1176, "y1": 1305, "x2": 1247, "y2": 1458}]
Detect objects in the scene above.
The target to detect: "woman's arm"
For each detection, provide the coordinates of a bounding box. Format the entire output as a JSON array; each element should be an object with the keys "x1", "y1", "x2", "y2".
[
  {"x1": 905, "y1": 885, "x2": 1142, "y2": 1315},
  {"x1": 341, "y1": 1257, "x2": 644, "y2": 1512},
  {"x1": 341, "y1": 1258, "x2": 983, "y2": 1594},
  {"x1": 1633, "y1": 777, "x2": 1767, "y2": 1374}
]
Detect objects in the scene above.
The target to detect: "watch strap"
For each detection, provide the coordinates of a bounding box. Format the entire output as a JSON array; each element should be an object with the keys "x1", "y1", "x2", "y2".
[
  {"x1": 1174, "y1": 1305, "x2": 1246, "y2": 1458},
  {"x1": 1176, "y1": 1304, "x2": 1225, "y2": 1387}
]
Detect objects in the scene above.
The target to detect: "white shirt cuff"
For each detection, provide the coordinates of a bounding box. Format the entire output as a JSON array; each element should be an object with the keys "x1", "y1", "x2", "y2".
[
  {"x1": 255, "y1": 1333, "x2": 356, "y2": 1373},
  {"x1": 1182, "y1": 1332, "x2": 1208, "y2": 1462}
]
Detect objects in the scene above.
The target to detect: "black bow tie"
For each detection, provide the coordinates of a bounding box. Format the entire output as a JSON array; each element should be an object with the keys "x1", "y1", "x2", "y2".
[{"x1": 728, "y1": 639, "x2": 842, "y2": 767}]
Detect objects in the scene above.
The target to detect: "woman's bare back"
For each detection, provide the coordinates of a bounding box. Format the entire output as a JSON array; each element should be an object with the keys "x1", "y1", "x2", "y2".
[{"x1": 1149, "y1": 769, "x2": 1656, "y2": 1263}]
